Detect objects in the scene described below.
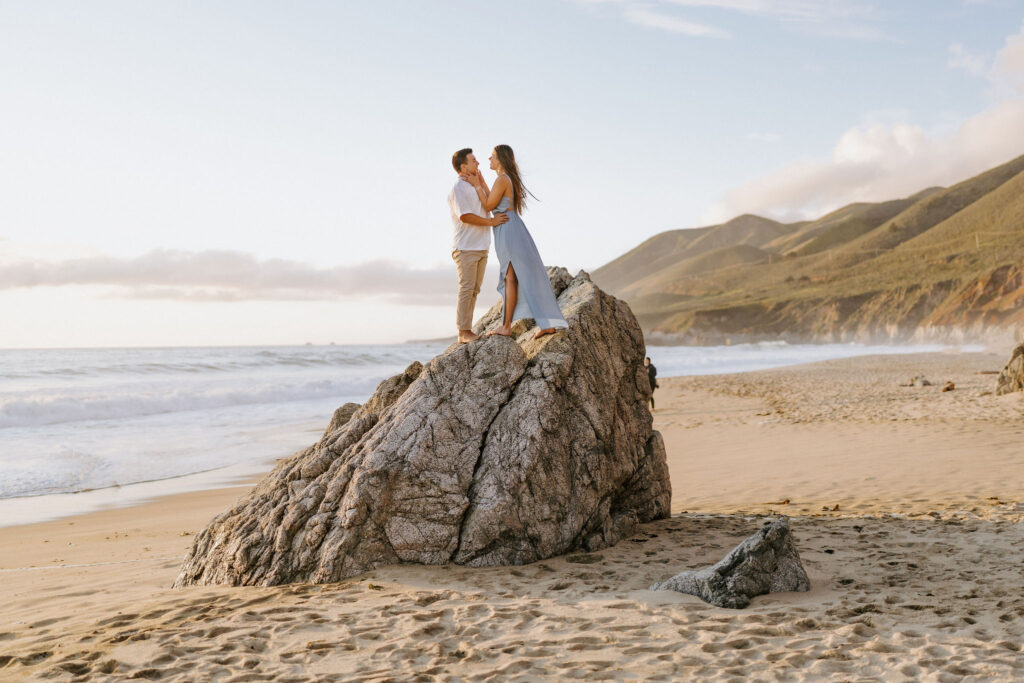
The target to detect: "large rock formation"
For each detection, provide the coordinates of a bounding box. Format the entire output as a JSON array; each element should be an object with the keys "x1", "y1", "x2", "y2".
[
  {"x1": 175, "y1": 268, "x2": 670, "y2": 587},
  {"x1": 995, "y1": 342, "x2": 1024, "y2": 395},
  {"x1": 650, "y1": 517, "x2": 810, "y2": 609},
  {"x1": 322, "y1": 402, "x2": 360, "y2": 437}
]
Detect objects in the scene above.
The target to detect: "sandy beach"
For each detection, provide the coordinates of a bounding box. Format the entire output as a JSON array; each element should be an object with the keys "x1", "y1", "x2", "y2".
[{"x1": 2, "y1": 350, "x2": 1022, "y2": 681}]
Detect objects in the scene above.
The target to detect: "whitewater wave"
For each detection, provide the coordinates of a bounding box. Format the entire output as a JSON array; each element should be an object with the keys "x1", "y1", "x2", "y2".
[
  {"x1": 0, "y1": 343, "x2": 449, "y2": 505},
  {"x1": 0, "y1": 377, "x2": 377, "y2": 429},
  {"x1": 0, "y1": 448, "x2": 112, "y2": 498},
  {"x1": 1, "y1": 350, "x2": 417, "y2": 380}
]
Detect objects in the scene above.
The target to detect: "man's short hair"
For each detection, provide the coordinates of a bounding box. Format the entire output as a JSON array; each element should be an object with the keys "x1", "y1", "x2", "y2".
[{"x1": 452, "y1": 148, "x2": 472, "y2": 172}]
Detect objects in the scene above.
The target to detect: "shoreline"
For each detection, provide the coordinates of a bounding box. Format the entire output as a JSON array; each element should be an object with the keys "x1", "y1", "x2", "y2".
[
  {"x1": 2, "y1": 349, "x2": 1022, "y2": 680},
  {"x1": 0, "y1": 463, "x2": 270, "y2": 531},
  {"x1": 1, "y1": 345, "x2": 1004, "y2": 529},
  {"x1": 5, "y1": 349, "x2": 1017, "y2": 533}
]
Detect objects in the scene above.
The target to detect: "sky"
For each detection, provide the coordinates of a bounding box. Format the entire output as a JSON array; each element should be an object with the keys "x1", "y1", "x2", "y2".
[{"x1": 2, "y1": 0, "x2": 1023, "y2": 348}]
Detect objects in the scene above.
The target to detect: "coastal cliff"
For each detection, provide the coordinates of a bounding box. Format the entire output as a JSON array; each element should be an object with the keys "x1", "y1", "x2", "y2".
[{"x1": 595, "y1": 153, "x2": 1024, "y2": 344}]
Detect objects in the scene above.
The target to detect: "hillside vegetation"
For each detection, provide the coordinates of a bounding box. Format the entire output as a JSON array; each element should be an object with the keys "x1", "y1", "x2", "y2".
[{"x1": 592, "y1": 153, "x2": 1024, "y2": 343}]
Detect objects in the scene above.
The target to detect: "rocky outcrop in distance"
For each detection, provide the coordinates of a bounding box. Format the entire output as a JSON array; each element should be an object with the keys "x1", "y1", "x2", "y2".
[
  {"x1": 996, "y1": 343, "x2": 1024, "y2": 395},
  {"x1": 650, "y1": 517, "x2": 810, "y2": 609},
  {"x1": 175, "y1": 268, "x2": 670, "y2": 587}
]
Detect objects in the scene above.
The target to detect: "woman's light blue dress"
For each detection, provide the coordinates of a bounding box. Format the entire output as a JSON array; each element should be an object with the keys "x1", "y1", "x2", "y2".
[{"x1": 492, "y1": 196, "x2": 568, "y2": 330}]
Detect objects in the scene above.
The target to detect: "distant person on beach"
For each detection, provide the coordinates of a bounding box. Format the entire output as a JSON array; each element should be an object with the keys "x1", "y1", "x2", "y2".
[
  {"x1": 448, "y1": 148, "x2": 509, "y2": 344},
  {"x1": 465, "y1": 145, "x2": 568, "y2": 340},
  {"x1": 645, "y1": 357, "x2": 658, "y2": 409}
]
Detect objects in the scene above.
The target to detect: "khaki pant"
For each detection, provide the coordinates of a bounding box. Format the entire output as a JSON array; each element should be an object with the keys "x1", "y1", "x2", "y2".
[{"x1": 452, "y1": 249, "x2": 488, "y2": 331}]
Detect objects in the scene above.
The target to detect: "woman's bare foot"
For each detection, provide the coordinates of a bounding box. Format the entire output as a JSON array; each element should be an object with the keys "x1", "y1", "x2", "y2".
[
  {"x1": 488, "y1": 325, "x2": 512, "y2": 337},
  {"x1": 533, "y1": 327, "x2": 557, "y2": 339},
  {"x1": 458, "y1": 331, "x2": 481, "y2": 344}
]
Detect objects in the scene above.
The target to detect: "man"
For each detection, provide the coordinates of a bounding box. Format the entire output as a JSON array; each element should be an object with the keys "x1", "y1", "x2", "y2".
[
  {"x1": 447, "y1": 148, "x2": 509, "y2": 343},
  {"x1": 645, "y1": 356, "x2": 658, "y2": 410}
]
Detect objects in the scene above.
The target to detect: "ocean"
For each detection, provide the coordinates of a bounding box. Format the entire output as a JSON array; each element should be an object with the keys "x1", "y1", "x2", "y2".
[{"x1": 0, "y1": 341, "x2": 977, "y2": 526}]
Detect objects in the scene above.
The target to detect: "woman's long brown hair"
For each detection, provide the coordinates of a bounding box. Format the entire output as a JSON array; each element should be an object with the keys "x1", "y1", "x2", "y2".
[{"x1": 494, "y1": 144, "x2": 536, "y2": 214}]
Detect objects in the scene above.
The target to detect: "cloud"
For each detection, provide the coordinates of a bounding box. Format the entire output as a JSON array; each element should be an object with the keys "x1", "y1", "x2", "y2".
[
  {"x1": 945, "y1": 22, "x2": 1024, "y2": 93},
  {"x1": 746, "y1": 132, "x2": 782, "y2": 143},
  {"x1": 948, "y1": 42, "x2": 987, "y2": 76},
  {"x1": 623, "y1": 6, "x2": 730, "y2": 37},
  {"x1": 700, "y1": 20, "x2": 1024, "y2": 223},
  {"x1": 575, "y1": 0, "x2": 885, "y2": 40},
  {"x1": 700, "y1": 99, "x2": 1024, "y2": 223},
  {"x1": 992, "y1": 21, "x2": 1024, "y2": 95},
  {"x1": 664, "y1": 0, "x2": 877, "y2": 22},
  {"x1": 0, "y1": 249, "x2": 456, "y2": 305}
]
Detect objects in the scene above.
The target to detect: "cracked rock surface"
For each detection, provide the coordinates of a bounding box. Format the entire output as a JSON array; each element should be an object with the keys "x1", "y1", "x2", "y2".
[
  {"x1": 174, "y1": 268, "x2": 670, "y2": 587},
  {"x1": 650, "y1": 517, "x2": 810, "y2": 609}
]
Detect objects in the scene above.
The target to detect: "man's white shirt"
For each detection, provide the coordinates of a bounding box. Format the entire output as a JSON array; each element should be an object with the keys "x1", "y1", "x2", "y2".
[{"x1": 448, "y1": 178, "x2": 491, "y2": 252}]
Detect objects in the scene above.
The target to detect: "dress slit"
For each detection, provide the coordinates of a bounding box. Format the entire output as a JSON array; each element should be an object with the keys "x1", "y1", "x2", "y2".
[
  {"x1": 501, "y1": 260, "x2": 516, "y2": 323},
  {"x1": 491, "y1": 196, "x2": 567, "y2": 332}
]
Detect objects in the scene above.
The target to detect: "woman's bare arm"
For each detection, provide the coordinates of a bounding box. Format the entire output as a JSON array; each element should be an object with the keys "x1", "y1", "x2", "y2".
[{"x1": 472, "y1": 174, "x2": 511, "y2": 211}]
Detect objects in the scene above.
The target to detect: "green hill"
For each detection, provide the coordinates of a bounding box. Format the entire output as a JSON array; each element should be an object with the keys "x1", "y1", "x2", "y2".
[
  {"x1": 592, "y1": 227, "x2": 712, "y2": 294},
  {"x1": 764, "y1": 197, "x2": 918, "y2": 257},
  {"x1": 593, "y1": 214, "x2": 798, "y2": 294},
  {"x1": 622, "y1": 244, "x2": 771, "y2": 298},
  {"x1": 681, "y1": 214, "x2": 793, "y2": 257},
  {"x1": 592, "y1": 153, "x2": 1024, "y2": 343}
]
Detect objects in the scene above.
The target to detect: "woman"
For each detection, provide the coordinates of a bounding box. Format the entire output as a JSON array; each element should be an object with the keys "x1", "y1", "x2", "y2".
[{"x1": 466, "y1": 145, "x2": 568, "y2": 339}]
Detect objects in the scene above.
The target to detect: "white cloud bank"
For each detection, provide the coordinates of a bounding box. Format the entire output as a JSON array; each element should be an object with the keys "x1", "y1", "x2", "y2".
[
  {"x1": 0, "y1": 249, "x2": 454, "y2": 305},
  {"x1": 992, "y1": 20, "x2": 1024, "y2": 96},
  {"x1": 701, "y1": 21, "x2": 1024, "y2": 224}
]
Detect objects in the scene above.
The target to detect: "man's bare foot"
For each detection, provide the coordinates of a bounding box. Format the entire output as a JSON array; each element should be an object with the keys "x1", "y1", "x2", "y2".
[
  {"x1": 458, "y1": 330, "x2": 481, "y2": 344},
  {"x1": 488, "y1": 325, "x2": 512, "y2": 337},
  {"x1": 533, "y1": 327, "x2": 557, "y2": 339}
]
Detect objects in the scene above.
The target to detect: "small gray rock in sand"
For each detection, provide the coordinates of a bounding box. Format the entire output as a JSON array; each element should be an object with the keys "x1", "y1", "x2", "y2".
[
  {"x1": 650, "y1": 517, "x2": 810, "y2": 609},
  {"x1": 995, "y1": 343, "x2": 1024, "y2": 395}
]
